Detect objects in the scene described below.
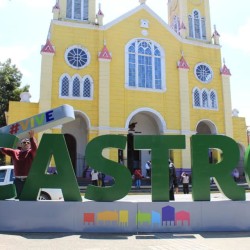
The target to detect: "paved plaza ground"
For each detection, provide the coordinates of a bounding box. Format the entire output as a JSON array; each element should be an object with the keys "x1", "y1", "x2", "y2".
[
  {"x1": 0, "y1": 231, "x2": 250, "y2": 250},
  {"x1": 89, "y1": 191, "x2": 250, "y2": 202}
]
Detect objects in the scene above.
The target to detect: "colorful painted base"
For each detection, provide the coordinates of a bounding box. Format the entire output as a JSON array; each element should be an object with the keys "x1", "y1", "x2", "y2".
[{"x1": 0, "y1": 194, "x2": 250, "y2": 233}]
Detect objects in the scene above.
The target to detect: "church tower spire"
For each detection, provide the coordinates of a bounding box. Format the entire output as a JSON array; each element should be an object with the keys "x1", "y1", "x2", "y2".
[{"x1": 168, "y1": 0, "x2": 212, "y2": 43}]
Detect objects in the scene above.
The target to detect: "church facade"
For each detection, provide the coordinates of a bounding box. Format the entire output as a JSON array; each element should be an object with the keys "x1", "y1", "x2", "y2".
[{"x1": 6, "y1": 0, "x2": 247, "y2": 177}]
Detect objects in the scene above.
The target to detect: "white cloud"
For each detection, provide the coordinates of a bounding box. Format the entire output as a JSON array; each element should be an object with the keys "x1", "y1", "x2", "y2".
[
  {"x1": 0, "y1": 0, "x2": 7, "y2": 8},
  {"x1": 221, "y1": 18, "x2": 250, "y2": 54},
  {"x1": 0, "y1": 0, "x2": 53, "y2": 9},
  {"x1": 15, "y1": 0, "x2": 54, "y2": 9},
  {"x1": 0, "y1": 45, "x2": 34, "y2": 64},
  {"x1": 0, "y1": 44, "x2": 38, "y2": 81}
]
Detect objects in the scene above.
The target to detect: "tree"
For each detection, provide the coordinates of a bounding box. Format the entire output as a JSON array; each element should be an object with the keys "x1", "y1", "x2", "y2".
[
  {"x1": 0, "y1": 58, "x2": 30, "y2": 164},
  {"x1": 0, "y1": 58, "x2": 29, "y2": 126}
]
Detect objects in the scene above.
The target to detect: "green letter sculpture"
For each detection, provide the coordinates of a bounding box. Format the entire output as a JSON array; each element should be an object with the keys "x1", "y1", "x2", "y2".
[
  {"x1": 244, "y1": 145, "x2": 250, "y2": 186},
  {"x1": 191, "y1": 135, "x2": 245, "y2": 201},
  {"x1": 134, "y1": 135, "x2": 185, "y2": 201},
  {"x1": 84, "y1": 135, "x2": 131, "y2": 202},
  {"x1": 0, "y1": 134, "x2": 18, "y2": 200},
  {"x1": 20, "y1": 134, "x2": 82, "y2": 201}
]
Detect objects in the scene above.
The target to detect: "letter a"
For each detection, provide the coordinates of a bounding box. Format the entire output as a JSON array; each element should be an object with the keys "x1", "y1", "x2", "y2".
[{"x1": 20, "y1": 134, "x2": 81, "y2": 201}]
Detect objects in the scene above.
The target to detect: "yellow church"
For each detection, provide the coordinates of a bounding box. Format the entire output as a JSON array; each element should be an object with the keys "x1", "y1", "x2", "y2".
[{"x1": 6, "y1": 0, "x2": 248, "y2": 178}]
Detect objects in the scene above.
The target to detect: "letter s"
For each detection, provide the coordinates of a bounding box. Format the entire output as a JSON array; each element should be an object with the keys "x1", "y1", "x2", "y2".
[{"x1": 84, "y1": 135, "x2": 131, "y2": 202}]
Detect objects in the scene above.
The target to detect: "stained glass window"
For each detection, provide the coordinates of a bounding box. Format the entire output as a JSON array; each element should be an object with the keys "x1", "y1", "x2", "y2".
[
  {"x1": 127, "y1": 39, "x2": 164, "y2": 90},
  {"x1": 66, "y1": 47, "x2": 89, "y2": 69}
]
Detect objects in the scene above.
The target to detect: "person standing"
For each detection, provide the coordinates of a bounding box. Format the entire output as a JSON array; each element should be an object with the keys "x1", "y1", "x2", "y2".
[
  {"x1": 145, "y1": 160, "x2": 151, "y2": 178},
  {"x1": 101, "y1": 172, "x2": 106, "y2": 187},
  {"x1": 90, "y1": 169, "x2": 99, "y2": 186},
  {"x1": 97, "y1": 172, "x2": 102, "y2": 186},
  {"x1": 169, "y1": 160, "x2": 178, "y2": 200},
  {"x1": 0, "y1": 130, "x2": 38, "y2": 199},
  {"x1": 181, "y1": 172, "x2": 190, "y2": 194},
  {"x1": 134, "y1": 168, "x2": 142, "y2": 189},
  {"x1": 97, "y1": 172, "x2": 106, "y2": 187},
  {"x1": 233, "y1": 168, "x2": 239, "y2": 182}
]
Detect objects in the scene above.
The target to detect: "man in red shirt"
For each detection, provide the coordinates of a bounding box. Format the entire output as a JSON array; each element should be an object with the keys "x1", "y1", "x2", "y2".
[
  {"x1": 134, "y1": 168, "x2": 142, "y2": 189},
  {"x1": 0, "y1": 130, "x2": 38, "y2": 199}
]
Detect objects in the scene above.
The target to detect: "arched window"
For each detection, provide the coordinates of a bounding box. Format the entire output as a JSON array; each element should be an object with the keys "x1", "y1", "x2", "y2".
[
  {"x1": 202, "y1": 90, "x2": 209, "y2": 108},
  {"x1": 210, "y1": 90, "x2": 217, "y2": 109},
  {"x1": 59, "y1": 74, "x2": 93, "y2": 100},
  {"x1": 188, "y1": 15, "x2": 193, "y2": 38},
  {"x1": 83, "y1": 76, "x2": 92, "y2": 98},
  {"x1": 154, "y1": 46, "x2": 162, "y2": 89},
  {"x1": 193, "y1": 88, "x2": 201, "y2": 107},
  {"x1": 72, "y1": 77, "x2": 81, "y2": 97},
  {"x1": 172, "y1": 16, "x2": 180, "y2": 34},
  {"x1": 66, "y1": 0, "x2": 89, "y2": 21},
  {"x1": 61, "y1": 75, "x2": 70, "y2": 97},
  {"x1": 126, "y1": 39, "x2": 165, "y2": 91},
  {"x1": 188, "y1": 10, "x2": 206, "y2": 40},
  {"x1": 194, "y1": 11, "x2": 201, "y2": 39},
  {"x1": 193, "y1": 88, "x2": 218, "y2": 110}
]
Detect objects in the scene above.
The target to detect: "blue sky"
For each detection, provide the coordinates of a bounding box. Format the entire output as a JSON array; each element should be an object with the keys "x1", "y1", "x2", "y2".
[{"x1": 1, "y1": 0, "x2": 250, "y2": 125}]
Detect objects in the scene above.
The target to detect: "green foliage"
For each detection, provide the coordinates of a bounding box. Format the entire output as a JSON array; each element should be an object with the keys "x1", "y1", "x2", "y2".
[
  {"x1": 0, "y1": 58, "x2": 30, "y2": 127},
  {"x1": 0, "y1": 58, "x2": 30, "y2": 164}
]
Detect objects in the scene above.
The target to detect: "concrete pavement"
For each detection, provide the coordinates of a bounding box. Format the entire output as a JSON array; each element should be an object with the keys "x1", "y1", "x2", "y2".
[{"x1": 1, "y1": 231, "x2": 250, "y2": 250}]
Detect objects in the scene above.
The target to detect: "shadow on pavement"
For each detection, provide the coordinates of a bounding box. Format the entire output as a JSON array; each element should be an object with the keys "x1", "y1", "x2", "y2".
[
  {"x1": 1, "y1": 231, "x2": 250, "y2": 240},
  {"x1": 0, "y1": 232, "x2": 73, "y2": 239},
  {"x1": 199, "y1": 231, "x2": 250, "y2": 238},
  {"x1": 80, "y1": 233, "x2": 132, "y2": 240},
  {"x1": 136, "y1": 233, "x2": 196, "y2": 239}
]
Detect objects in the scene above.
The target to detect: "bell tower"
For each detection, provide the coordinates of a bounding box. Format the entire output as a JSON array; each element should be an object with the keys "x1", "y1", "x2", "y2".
[
  {"x1": 168, "y1": 0, "x2": 212, "y2": 43},
  {"x1": 53, "y1": 0, "x2": 96, "y2": 24}
]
